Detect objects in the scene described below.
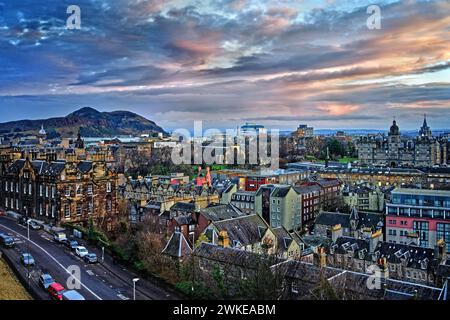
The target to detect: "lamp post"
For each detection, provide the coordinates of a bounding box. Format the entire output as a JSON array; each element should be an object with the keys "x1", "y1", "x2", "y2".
[
  {"x1": 102, "y1": 246, "x2": 105, "y2": 263},
  {"x1": 132, "y1": 278, "x2": 139, "y2": 300}
]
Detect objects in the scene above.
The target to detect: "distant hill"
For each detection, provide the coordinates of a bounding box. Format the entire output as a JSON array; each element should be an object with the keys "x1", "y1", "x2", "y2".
[{"x1": 0, "y1": 107, "x2": 166, "y2": 138}]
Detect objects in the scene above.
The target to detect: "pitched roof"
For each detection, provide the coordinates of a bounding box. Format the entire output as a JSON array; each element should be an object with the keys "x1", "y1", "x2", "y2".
[
  {"x1": 170, "y1": 202, "x2": 196, "y2": 212},
  {"x1": 162, "y1": 232, "x2": 193, "y2": 258},
  {"x1": 194, "y1": 242, "x2": 275, "y2": 268},
  {"x1": 316, "y1": 211, "x2": 384, "y2": 230},
  {"x1": 327, "y1": 269, "x2": 441, "y2": 300},
  {"x1": 200, "y1": 203, "x2": 247, "y2": 221},
  {"x1": 213, "y1": 214, "x2": 268, "y2": 247}
]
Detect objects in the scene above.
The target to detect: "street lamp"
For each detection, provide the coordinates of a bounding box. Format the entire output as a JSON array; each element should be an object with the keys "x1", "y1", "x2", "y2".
[{"x1": 132, "y1": 278, "x2": 139, "y2": 301}]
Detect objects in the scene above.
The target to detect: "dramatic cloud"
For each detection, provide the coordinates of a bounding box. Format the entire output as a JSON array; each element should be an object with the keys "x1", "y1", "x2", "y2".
[{"x1": 0, "y1": 0, "x2": 449, "y2": 131}]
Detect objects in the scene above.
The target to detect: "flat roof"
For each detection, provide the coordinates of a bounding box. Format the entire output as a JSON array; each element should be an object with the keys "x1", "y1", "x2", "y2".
[{"x1": 393, "y1": 188, "x2": 450, "y2": 197}]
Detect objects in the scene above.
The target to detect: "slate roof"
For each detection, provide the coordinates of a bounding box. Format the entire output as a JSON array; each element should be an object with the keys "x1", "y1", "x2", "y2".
[
  {"x1": 274, "y1": 260, "x2": 340, "y2": 283},
  {"x1": 376, "y1": 242, "x2": 438, "y2": 271},
  {"x1": 77, "y1": 161, "x2": 93, "y2": 173},
  {"x1": 212, "y1": 214, "x2": 268, "y2": 247},
  {"x1": 170, "y1": 202, "x2": 196, "y2": 212},
  {"x1": 162, "y1": 232, "x2": 193, "y2": 258},
  {"x1": 271, "y1": 186, "x2": 292, "y2": 198},
  {"x1": 272, "y1": 227, "x2": 295, "y2": 250},
  {"x1": 331, "y1": 236, "x2": 370, "y2": 257},
  {"x1": 174, "y1": 215, "x2": 195, "y2": 226},
  {"x1": 194, "y1": 242, "x2": 276, "y2": 268},
  {"x1": 200, "y1": 203, "x2": 247, "y2": 221},
  {"x1": 315, "y1": 210, "x2": 384, "y2": 230},
  {"x1": 301, "y1": 234, "x2": 332, "y2": 249},
  {"x1": 330, "y1": 236, "x2": 440, "y2": 272},
  {"x1": 7, "y1": 159, "x2": 66, "y2": 177},
  {"x1": 293, "y1": 184, "x2": 321, "y2": 194},
  {"x1": 327, "y1": 270, "x2": 441, "y2": 300},
  {"x1": 315, "y1": 212, "x2": 352, "y2": 229}
]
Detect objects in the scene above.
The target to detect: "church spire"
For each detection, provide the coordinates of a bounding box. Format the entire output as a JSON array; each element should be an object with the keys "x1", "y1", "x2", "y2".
[{"x1": 419, "y1": 114, "x2": 432, "y2": 138}]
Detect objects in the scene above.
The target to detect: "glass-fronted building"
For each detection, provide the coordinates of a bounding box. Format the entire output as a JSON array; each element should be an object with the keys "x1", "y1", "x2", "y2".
[{"x1": 386, "y1": 188, "x2": 450, "y2": 251}]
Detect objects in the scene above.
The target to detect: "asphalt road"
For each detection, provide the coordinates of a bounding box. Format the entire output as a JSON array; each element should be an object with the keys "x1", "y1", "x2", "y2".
[{"x1": 0, "y1": 216, "x2": 179, "y2": 300}]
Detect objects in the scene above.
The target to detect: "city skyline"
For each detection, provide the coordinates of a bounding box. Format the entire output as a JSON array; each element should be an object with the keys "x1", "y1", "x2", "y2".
[{"x1": 0, "y1": 0, "x2": 449, "y2": 130}]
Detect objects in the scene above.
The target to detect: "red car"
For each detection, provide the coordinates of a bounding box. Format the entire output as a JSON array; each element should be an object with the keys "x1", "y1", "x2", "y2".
[{"x1": 48, "y1": 282, "x2": 65, "y2": 300}]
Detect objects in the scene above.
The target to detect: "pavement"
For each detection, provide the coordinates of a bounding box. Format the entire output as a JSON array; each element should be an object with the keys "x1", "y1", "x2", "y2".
[{"x1": 0, "y1": 216, "x2": 180, "y2": 301}]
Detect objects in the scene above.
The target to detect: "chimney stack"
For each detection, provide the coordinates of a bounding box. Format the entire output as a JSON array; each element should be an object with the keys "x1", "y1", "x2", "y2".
[
  {"x1": 218, "y1": 230, "x2": 229, "y2": 248},
  {"x1": 314, "y1": 247, "x2": 327, "y2": 268},
  {"x1": 377, "y1": 257, "x2": 389, "y2": 283}
]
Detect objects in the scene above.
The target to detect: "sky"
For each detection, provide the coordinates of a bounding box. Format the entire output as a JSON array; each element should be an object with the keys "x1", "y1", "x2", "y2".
[{"x1": 0, "y1": 0, "x2": 449, "y2": 131}]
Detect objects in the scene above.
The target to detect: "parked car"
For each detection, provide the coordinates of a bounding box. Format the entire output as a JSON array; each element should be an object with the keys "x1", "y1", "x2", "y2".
[
  {"x1": 53, "y1": 232, "x2": 67, "y2": 243},
  {"x1": 75, "y1": 246, "x2": 89, "y2": 258},
  {"x1": 84, "y1": 253, "x2": 98, "y2": 264},
  {"x1": 0, "y1": 233, "x2": 15, "y2": 248},
  {"x1": 28, "y1": 220, "x2": 42, "y2": 230},
  {"x1": 64, "y1": 240, "x2": 79, "y2": 251},
  {"x1": 39, "y1": 274, "x2": 55, "y2": 289},
  {"x1": 48, "y1": 283, "x2": 65, "y2": 300},
  {"x1": 62, "y1": 290, "x2": 85, "y2": 301},
  {"x1": 18, "y1": 216, "x2": 28, "y2": 226},
  {"x1": 21, "y1": 253, "x2": 35, "y2": 267}
]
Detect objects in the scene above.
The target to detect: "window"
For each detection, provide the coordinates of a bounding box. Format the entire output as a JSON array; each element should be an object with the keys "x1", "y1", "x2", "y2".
[
  {"x1": 106, "y1": 199, "x2": 112, "y2": 212},
  {"x1": 65, "y1": 186, "x2": 71, "y2": 197},
  {"x1": 76, "y1": 185, "x2": 82, "y2": 196},
  {"x1": 64, "y1": 204, "x2": 71, "y2": 217},
  {"x1": 76, "y1": 203, "x2": 82, "y2": 216},
  {"x1": 106, "y1": 182, "x2": 112, "y2": 193},
  {"x1": 437, "y1": 223, "x2": 450, "y2": 247},
  {"x1": 414, "y1": 221, "x2": 429, "y2": 248},
  {"x1": 87, "y1": 184, "x2": 93, "y2": 195}
]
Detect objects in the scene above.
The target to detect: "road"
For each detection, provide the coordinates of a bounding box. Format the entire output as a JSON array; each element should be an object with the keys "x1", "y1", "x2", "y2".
[{"x1": 0, "y1": 216, "x2": 179, "y2": 300}]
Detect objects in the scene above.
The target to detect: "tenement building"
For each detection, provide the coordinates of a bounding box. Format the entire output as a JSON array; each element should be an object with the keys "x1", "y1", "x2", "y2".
[
  {"x1": 0, "y1": 154, "x2": 118, "y2": 231},
  {"x1": 357, "y1": 116, "x2": 447, "y2": 167}
]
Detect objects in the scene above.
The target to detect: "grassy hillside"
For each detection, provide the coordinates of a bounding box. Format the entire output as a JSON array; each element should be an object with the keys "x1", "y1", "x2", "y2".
[{"x1": 0, "y1": 257, "x2": 32, "y2": 300}]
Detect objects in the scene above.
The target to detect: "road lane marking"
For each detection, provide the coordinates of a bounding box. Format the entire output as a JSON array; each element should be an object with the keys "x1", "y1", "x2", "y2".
[
  {"x1": 117, "y1": 294, "x2": 129, "y2": 300},
  {"x1": 0, "y1": 223, "x2": 103, "y2": 300}
]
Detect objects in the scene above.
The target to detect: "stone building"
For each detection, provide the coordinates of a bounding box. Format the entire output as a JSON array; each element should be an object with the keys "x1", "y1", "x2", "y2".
[
  {"x1": 357, "y1": 116, "x2": 447, "y2": 167},
  {"x1": 0, "y1": 154, "x2": 118, "y2": 230},
  {"x1": 327, "y1": 236, "x2": 448, "y2": 287}
]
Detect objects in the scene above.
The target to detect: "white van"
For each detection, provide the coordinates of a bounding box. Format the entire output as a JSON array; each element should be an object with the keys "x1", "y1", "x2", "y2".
[{"x1": 53, "y1": 232, "x2": 67, "y2": 243}]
